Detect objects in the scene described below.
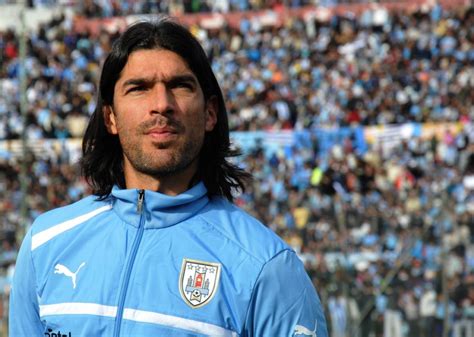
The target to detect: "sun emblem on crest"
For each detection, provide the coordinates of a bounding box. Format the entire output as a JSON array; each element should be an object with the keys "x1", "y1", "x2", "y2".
[{"x1": 179, "y1": 259, "x2": 221, "y2": 308}]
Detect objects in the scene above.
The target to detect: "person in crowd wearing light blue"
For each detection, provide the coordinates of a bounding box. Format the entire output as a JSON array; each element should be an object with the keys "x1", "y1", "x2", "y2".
[{"x1": 9, "y1": 18, "x2": 328, "y2": 337}]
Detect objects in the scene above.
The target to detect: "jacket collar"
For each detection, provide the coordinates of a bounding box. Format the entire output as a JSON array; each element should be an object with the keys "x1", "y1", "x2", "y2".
[{"x1": 110, "y1": 182, "x2": 209, "y2": 229}]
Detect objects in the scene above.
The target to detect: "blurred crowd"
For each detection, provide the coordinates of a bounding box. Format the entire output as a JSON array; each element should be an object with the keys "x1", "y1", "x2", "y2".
[
  {"x1": 238, "y1": 124, "x2": 474, "y2": 336},
  {"x1": 1, "y1": 1, "x2": 474, "y2": 337},
  {"x1": 76, "y1": 0, "x2": 309, "y2": 17},
  {"x1": 1, "y1": 0, "x2": 374, "y2": 15},
  {"x1": 1, "y1": 2, "x2": 473, "y2": 138}
]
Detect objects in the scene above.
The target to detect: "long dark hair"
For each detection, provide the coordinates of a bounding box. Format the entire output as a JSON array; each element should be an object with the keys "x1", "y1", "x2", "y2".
[{"x1": 81, "y1": 19, "x2": 251, "y2": 201}]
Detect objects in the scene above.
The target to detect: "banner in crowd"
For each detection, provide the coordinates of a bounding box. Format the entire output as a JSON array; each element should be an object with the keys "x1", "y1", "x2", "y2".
[
  {"x1": 308, "y1": 126, "x2": 367, "y2": 156},
  {"x1": 364, "y1": 122, "x2": 465, "y2": 153},
  {"x1": 364, "y1": 123, "x2": 421, "y2": 149},
  {"x1": 0, "y1": 122, "x2": 468, "y2": 162},
  {"x1": 420, "y1": 122, "x2": 465, "y2": 140},
  {"x1": 230, "y1": 130, "x2": 294, "y2": 157},
  {"x1": 0, "y1": 138, "x2": 82, "y2": 163},
  {"x1": 231, "y1": 126, "x2": 368, "y2": 158}
]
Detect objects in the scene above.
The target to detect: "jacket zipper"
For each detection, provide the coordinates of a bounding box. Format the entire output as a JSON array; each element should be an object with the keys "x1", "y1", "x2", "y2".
[{"x1": 113, "y1": 189, "x2": 146, "y2": 337}]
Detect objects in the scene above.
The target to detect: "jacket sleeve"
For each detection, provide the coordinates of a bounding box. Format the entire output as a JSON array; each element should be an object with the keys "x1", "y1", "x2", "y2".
[
  {"x1": 9, "y1": 229, "x2": 44, "y2": 336},
  {"x1": 243, "y1": 249, "x2": 328, "y2": 337}
]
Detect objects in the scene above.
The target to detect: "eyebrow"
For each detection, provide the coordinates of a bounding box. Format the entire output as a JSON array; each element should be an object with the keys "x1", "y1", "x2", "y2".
[
  {"x1": 168, "y1": 74, "x2": 199, "y2": 86},
  {"x1": 121, "y1": 74, "x2": 199, "y2": 89}
]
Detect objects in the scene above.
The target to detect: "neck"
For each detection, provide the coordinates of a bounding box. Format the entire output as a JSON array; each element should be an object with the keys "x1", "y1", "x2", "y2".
[{"x1": 123, "y1": 163, "x2": 199, "y2": 196}]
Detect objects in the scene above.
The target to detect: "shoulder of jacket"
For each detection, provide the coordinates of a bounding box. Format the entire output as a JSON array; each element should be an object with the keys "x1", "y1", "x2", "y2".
[
  {"x1": 198, "y1": 197, "x2": 292, "y2": 264},
  {"x1": 30, "y1": 195, "x2": 111, "y2": 235}
]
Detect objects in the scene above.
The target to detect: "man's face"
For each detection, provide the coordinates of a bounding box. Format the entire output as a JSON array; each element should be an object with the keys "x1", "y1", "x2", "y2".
[{"x1": 104, "y1": 49, "x2": 217, "y2": 192}]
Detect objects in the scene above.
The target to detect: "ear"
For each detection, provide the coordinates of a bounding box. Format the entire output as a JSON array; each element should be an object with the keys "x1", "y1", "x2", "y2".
[
  {"x1": 103, "y1": 105, "x2": 118, "y2": 135},
  {"x1": 205, "y1": 96, "x2": 218, "y2": 132}
]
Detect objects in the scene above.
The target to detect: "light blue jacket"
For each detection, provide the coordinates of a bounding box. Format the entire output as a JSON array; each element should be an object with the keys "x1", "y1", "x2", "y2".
[{"x1": 10, "y1": 183, "x2": 328, "y2": 337}]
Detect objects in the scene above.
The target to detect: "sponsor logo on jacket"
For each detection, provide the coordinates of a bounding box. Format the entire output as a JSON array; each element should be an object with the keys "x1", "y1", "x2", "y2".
[{"x1": 44, "y1": 328, "x2": 72, "y2": 337}]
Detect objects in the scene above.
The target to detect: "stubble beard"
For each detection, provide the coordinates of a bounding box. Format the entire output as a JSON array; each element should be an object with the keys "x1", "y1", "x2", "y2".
[
  {"x1": 122, "y1": 135, "x2": 202, "y2": 179},
  {"x1": 117, "y1": 114, "x2": 204, "y2": 180}
]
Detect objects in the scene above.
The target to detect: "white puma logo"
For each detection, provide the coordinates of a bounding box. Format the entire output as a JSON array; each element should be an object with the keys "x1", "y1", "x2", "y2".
[
  {"x1": 54, "y1": 262, "x2": 86, "y2": 289},
  {"x1": 294, "y1": 321, "x2": 317, "y2": 337}
]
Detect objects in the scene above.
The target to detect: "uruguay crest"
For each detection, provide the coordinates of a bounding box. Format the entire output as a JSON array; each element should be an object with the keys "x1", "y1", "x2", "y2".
[{"x1": 179, "y1": 259, "x2": 221, "y2": 308}]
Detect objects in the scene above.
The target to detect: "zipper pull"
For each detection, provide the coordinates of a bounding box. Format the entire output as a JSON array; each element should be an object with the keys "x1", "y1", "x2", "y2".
[{"x1": 137, "y1": 189, "x2": 145, "y2": 213}]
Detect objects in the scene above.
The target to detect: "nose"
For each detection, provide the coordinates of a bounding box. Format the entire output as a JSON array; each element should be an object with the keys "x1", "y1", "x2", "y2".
[{"x1": 150, "y1": 83, "x2": 175, "y2": 115}]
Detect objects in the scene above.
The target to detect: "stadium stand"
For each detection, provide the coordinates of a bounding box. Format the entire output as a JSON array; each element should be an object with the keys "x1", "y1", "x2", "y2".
[{"x1": 0, "y1": 1, "x2": 473, "y2": 336}]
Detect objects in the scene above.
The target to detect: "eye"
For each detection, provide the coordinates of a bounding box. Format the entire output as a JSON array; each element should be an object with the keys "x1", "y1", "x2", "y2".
[
  {"x1": 174, "y1": 81, "x2": 194, "y2": 90},
  {"x1": 126, "y1": 85, "x2": 146, "y2": 93}
]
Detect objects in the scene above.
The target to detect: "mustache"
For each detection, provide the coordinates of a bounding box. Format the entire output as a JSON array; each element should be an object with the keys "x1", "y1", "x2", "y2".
[{"x1": 138, "y1": 115, "x2": 184, "y2": 133}]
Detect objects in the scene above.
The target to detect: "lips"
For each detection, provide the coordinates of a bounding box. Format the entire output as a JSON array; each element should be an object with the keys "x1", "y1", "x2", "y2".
[
  {"x1": 140, "y1": 116, "x2": 183, "y2": 143},
  {"x1": 145, "y1": 127, "x2": 177, "y2": 135},
  {"x1": 142, "y1": 123, "x2": 180, "y2": 144}
]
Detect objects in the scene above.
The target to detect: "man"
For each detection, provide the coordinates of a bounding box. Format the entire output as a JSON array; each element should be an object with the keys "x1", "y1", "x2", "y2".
[{"x1": 10, "y1": 19, "x2": 328, "y2": 337}]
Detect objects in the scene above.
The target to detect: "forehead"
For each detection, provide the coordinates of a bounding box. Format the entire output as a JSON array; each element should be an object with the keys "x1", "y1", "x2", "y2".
[{"x1": 118, "y1": 49, "x2": 195, "y2": 80}]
